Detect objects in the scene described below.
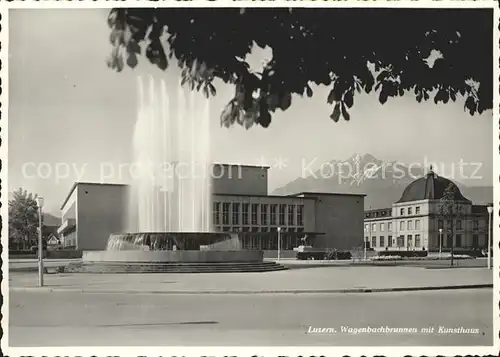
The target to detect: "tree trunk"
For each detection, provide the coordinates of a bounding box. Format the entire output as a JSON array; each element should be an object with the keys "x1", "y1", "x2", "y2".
[{"x1": 450, "y1": 226, "x2": 454, "y2": 267}]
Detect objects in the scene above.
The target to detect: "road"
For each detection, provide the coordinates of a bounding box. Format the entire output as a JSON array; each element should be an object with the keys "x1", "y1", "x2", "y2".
[{"x1": 9, "y1": 289, "x2": 492, "y2": 346}]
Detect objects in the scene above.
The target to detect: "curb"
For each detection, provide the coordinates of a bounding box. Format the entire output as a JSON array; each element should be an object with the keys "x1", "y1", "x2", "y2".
[{"x1": 9, "y1": 284, "x2": 493, "y2": 295}]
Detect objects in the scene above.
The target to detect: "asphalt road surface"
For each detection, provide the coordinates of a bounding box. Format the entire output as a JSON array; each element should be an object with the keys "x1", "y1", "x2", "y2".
[{"x1": 9, "y1": 289, "x2": 492, "y2": 346}]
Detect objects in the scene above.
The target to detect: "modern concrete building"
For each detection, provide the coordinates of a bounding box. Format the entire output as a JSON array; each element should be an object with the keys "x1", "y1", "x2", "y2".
[
  {"x1": 58, "y1": 164, "x2": 365, "y2": 255},
  {"x1": 363, "y1": 169, "x2": 492, "y2": 252}
]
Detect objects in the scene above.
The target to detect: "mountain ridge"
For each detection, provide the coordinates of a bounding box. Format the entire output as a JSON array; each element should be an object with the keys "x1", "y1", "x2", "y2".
[{"x1": 273, "y1": 154, "x2": 493, "y2": 209}]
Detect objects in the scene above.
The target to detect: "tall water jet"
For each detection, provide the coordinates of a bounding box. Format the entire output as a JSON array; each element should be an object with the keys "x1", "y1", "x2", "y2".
[{"x1": 127, "y1": 76, "x2": 213, "y2": 233}]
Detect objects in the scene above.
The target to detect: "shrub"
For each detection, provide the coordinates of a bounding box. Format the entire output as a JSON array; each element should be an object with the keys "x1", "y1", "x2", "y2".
[{"x1": 378, "y1": 250, "x2": 428, "y2": 258}]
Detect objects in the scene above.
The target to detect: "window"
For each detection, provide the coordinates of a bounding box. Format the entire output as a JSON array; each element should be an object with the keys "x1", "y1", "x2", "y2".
[
  {"x1": 364, "y1": 224, "x2": 368, "y2": 232},
  {"x1": 400, "y1": 221, "x2": 405, "y2": 231},
  {"x1": 473, "y1": 220, "x2": 479, "y2": 230},
  {"x1": 388, "y1": 222, "x2": 393, "y2": 231},
  {"x1": 415, "y1": 206, "x2": 420, "y2": 214},
  {"x1": 447, "y1": 219, "x2": 452, "y2": 228},
  {"x1": 457, "y1": 220, "x2": 462, "y2": 230},
  {"x1": 251, "y1": 204, "x2": 258, "y2": 225},
  {"x1": 365, "y1": 236, "x2": 369, "y2": 245},
  {"x1": 415, "y1": 234, "x2": 421, "y2": 248},
  {"x1": 371, "y1": 236, "x2": 376, "y2": 248},
  {"x1": 388, "y1": 235, "x2": 393, "y2": 247},
  {"x1": 371, "y1": 223, "x2": 376, "y2": 232},
  {"x1": 288, "y1": 205, "x2": 295, "y2": 225},
  {"x1": 213, "y1": 202, "x2": 220, "y2": 225},
  {"x1": 397, "y1": 235, "x2": 404, "y2": 247},
  {"x1": 407, "y1": 235, "x2": 413, "y2": 248},
  {"x1": 242, "y1": 203, "x2": 249, "y2": 225},
  {"x1": 472, "y1": 235, "x2": 479, "y2": 248},
  {"x1": 400, "y1": 208, "x2": 404, "y2": 216},
  {"x1": 279, "y1": 204, "x2": 286, "y2": 225},
  {"x1": 456, "y1": 234, "x2": 462, "y2": 247},
  {"x1": 232, "y1": 203, "x2": 240, "y2": 225},
  {"x1": 261, "y1": 204, "x2": 268, "y2": 225},
  {"x1": 408, "y1": 207, "x2": 412, "y2": 215},
  {"x1": 407, "y1": 220, "x2": 413, "y2": 230},
  {"x1": 380, "y1": 236, "x2": 385, "y2": 247},
  {"x1": 297, "y1": 205, "x2": 304, "y2": 226},
  {"x1": 380, "y1": 223, "x2": 385, "y2": 232},
  {"x1": 415, "y1": 220, "x2": 420, "y2": 230},
  {"x1": 222, "y1": 203, "x2": 230, "y2": 225},
  {"x1": 270, "y1": 204, "x2": 277, "y2": 225},
  {"x1": 438, "y1": 219, "x2": 444, "y2": 229}
]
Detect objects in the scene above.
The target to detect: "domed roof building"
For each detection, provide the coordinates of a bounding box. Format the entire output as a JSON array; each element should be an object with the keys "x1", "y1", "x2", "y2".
[
  {"x1": 364, "y1": 168, "x2": 491, "y2": 252},
  {"x1": 396, "y1": 171, "x2": 471, "y2": 204}
]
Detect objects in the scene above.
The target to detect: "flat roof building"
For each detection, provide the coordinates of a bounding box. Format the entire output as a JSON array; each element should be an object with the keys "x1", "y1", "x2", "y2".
[{"x1": 58, "y1": 164, "x2": 365, "y2": 257}]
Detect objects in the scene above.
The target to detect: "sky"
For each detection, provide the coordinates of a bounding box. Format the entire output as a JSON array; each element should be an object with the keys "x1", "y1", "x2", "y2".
[{"x1": 8, "y1": 9, "x2": 493, "y2": 214}]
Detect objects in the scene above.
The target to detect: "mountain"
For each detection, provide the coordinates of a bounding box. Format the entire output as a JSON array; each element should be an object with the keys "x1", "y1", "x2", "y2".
[
  {"x1": 43, "y1": 213, "x2": 61, "y2": 227},
  {"x1": 272, "y1": 154, "x2": 493, "y2": 209}
]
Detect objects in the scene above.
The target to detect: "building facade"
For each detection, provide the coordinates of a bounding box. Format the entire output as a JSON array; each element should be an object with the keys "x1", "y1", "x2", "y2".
[
  {"x1": 363, "y1": 170, "x2": 491, "y2": 252},
  {"x1": 58, "y1": 164, "x2": 365, "y2": 254}
]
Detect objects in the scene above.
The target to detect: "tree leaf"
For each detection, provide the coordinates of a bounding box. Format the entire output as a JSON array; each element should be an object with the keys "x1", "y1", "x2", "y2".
[
  {"x1": 208, "y1": 83, "x2": 217, "y2": 96},
  {"x1": 306, "y1": 85, "x2": 313, "y2": 98},
  {"x1": 279, "y1": 92, "x2": 292, "y2": 111},
  {"x1": 258, "y1": 110, "x2": 271, "y2": 128},
  {"x1": 364, "y1": 75, "x2": 374, "y2": 94},
  {"x1": 344, "y1": 90, "x2": 353, "y2": 108},
  {"x1": 341, "y1": 102, "x2": 350, "y2": 121},
  {"x1": 126, "y1": 53, "x2": 138, "y2": 68},
  {"x1": 330, "y1": 103, "x2": 341, "y2": 122},
  {"x1": 327, "y1": 88, "x2": 336, "y2": 104},
  {"x1": 379, "y1": 87, "x2": 388, "y2": 105}
]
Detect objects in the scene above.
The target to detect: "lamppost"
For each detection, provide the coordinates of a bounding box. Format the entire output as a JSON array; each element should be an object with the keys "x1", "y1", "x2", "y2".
[
  {"x1": 277, "y1": 227, "x2": 281, "y2": 261},
  {"x1": 363, "y1": 236, "x2": 367, "y2": 262},
  {"x1": 487, "y1": 205, "x2": 493, "y2": 270},
  {"x1": 438, "y1": 228, "x2": 443, "y2": 259},
  {"x1": 35, "y1": 196, "x2": 44, "y2": 287}
]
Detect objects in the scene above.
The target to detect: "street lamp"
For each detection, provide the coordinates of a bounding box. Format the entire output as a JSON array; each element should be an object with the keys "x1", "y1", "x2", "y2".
[
  {"x1": 487, "y1": 205, "x2": 493, "y2": 270},
  {"x1": 363, "y1": 236, "x2": 367, "y2": 262},
  {"x1": 438, "y1": 228, "x2": 443, "y2": 259},
  {"x1": 35, "y1": 196, "x2": 44, "y2": 287},
  {"x1": 277, "y1": 227, "x2": 281, "y2": 261}
]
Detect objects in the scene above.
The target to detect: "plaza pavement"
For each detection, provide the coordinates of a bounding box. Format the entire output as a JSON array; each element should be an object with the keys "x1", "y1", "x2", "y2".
[
  {"x1": 8, "y1": 289, "x2": 493, "y2": 346},
  {"x1": 8, "y1": 265, "x2": 493, "y2": 294}
]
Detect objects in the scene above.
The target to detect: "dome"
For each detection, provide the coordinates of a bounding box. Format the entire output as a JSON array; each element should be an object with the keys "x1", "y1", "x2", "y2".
[{"x1": 396, "y1": 169, "x2": 470, "y2": 203}]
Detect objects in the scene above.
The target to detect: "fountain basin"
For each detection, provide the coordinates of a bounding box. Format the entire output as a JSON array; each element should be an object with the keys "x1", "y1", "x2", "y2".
[
  {"x1": 83, "y1": 250, "x2": 264, "y2": 263},
  {"x1": 62, "y1": 231, "x2": 288, "y2": 273},
  {"x1": 106, "y1": 232, "x2": 241, "y2": 251}
]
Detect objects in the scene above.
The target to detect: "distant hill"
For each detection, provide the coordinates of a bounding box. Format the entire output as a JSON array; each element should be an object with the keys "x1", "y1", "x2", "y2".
[
  {"x1": 7, "y1": 191, "x2": 61, "y2": 226},
  {"x1": 272, "y1": 154, "x2": 493, "y2": 209},
  {"x1": 43, "y1": 213, "x2": 61, "y2": 227}
]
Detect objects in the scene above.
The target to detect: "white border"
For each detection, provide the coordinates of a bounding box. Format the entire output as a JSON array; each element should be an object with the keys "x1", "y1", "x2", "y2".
[{"x1": 1, "y1": 1, "x2": 498, "y2": 356}]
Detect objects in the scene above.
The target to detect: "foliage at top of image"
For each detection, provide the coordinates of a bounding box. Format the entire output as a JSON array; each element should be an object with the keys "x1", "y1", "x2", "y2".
[{"x1": 106, "y1": 8, "x2": 493, "y2": 129}]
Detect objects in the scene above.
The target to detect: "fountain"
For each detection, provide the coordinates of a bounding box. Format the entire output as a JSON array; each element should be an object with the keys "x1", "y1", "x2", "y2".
[{"x1": 69, "y1": 76, "x2": 285, "y2": 273}]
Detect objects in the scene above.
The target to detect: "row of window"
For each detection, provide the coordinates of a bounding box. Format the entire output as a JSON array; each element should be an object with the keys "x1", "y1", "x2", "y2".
[
  {"x1": 399, "y1": 206, "x2": 421, "y2": 216},
  {"x1": 365, "y1": 220, "x2": 421, "y2": 233},
  {"x1": 366, "y1": 219, "x2": 483, "y2": 233},
  {"x1": 213, "y1": 202, "x2": 304, "y2": 227},
  {"x1": 240, "y1": 235, "x2": 303, "y2": 250},
  {"x1": 214, "y1": 226, "x2": 305, "y2": 233},
  {"x1": 438, "y1": 219, "x2": 481, "y2": 230},
  {"x1": 366, "y1": 234, "x2": 482, "y2": 249}
]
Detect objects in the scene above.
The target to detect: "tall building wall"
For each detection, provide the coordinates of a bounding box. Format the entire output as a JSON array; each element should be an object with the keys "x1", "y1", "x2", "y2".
[
  {"x1": 212, "y1": 164, "x2": 268, "y2": 196},
  {"x1": 76, "y1": 183, "x2": 129, "y2": 250},
  {"x1": 301, "y1": 193, "x2": 365, "y2": 250}
]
